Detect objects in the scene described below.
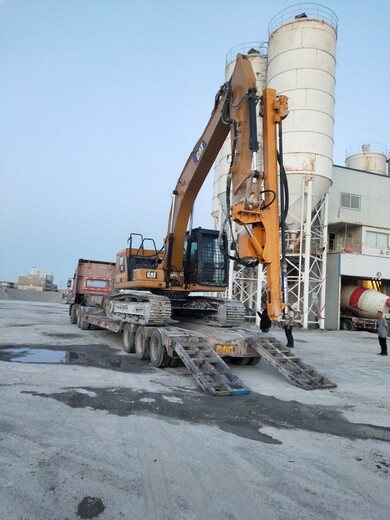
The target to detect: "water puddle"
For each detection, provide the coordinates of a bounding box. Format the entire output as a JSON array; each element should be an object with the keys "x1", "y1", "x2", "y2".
[
  {"x1": 0, "y1": 348, "x2": 78, "y2": 364},
  {"x1": 0, "y1": 345, "x2": 135, "y2": 372}
]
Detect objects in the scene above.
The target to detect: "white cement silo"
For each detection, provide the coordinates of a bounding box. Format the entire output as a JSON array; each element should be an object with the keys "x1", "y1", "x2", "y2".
[
  {"x1": 345, "y1": 144, "x2": 388, "y2": 175},
  {"x1": 267, "y1": 5, "x2": 338, "y2": 228},
  {"x1": 212, "y1": 43, "x2": 268, "y2": 226}
]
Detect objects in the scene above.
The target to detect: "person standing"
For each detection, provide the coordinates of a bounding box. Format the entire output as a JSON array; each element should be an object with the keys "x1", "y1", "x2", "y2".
[
  {"x1": 376, "y1": 311, "x2": 388, "y2": 356},
  {"x1": 284, "y1": 305, "x2": 294, "y2": 348},
  {"x1": 257, "y1": 302, "x2": 272, "y2": 333}
]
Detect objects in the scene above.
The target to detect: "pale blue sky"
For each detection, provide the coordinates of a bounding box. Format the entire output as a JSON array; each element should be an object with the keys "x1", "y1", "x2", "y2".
[{"x1": 1, "y1": 0, "x2": 390, "y2": 287}]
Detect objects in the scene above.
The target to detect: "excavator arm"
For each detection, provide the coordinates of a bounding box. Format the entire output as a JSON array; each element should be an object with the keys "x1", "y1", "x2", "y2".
[
  {"x1": 163, "y1": 53, "x2": 288, "y2": 319},
  {"x1": 116, "y1": 53, "x2": 288, "y2": 321}
]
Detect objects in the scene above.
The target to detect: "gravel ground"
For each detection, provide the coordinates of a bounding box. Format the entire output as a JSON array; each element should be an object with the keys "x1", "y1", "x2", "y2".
[{"x1": 0, "y1": 300, "x2": 389, "y2": 520}]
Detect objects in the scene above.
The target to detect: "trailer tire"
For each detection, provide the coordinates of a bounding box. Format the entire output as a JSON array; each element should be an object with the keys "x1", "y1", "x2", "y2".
[
  {"x1": 168, "y1": 357, "x2": 182, "y2": 367},
  {"x1": 247, "y1": 357, "x2": 261, "y2": 365},
  {"x1": 123, "y1": 324, "x2": 136, "y2": 353},
  {"x1": 135, "y1": 326, "x2": 149, "y2": 360},
  {"x1": 149, "y1": 329, "x2": 170, "y2": 368},
  {"x1": 230, "y1": 357, "x2": 251, "y2": 366},
  {"x1": 70, "y1": 305, "x2": 78, "y2": 324}
]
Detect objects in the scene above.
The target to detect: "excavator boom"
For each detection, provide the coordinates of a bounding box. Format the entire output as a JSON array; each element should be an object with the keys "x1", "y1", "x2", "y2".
[{"x1": 115, "y1": 53, "x2": 288, "y2": 320}]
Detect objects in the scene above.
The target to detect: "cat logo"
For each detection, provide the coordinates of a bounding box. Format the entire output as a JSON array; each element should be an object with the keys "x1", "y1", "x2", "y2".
[
  {"x1": 193, "y1": 139, "x2": 207, "y2": 163},
  {"x1": 146, "y1": 271, "x2": 158, "y2": 279}
]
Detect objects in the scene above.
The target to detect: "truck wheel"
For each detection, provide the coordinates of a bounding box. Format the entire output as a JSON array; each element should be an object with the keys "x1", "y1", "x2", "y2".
[
  {"x1": 149, "y1": 329, "x2": 170, "y2": 368},
  {"x1": 77, "y1": 312, "x2": 90, "y2": 330},
  {"x1": 247, "y1": 357, "x2": 261, "y2": 365},
  {"x1": 70, "y1": 305, "x2": 78, "y2": 324},
  {"x1": 340, "y1": 318, "x2": 355, "y2": 331},
  {"x1": 123, "y1": 324, "x2": 136, "y2": 353},
  {"x1": 135, "y1": 326, "x2": 149, "y2": 360}
]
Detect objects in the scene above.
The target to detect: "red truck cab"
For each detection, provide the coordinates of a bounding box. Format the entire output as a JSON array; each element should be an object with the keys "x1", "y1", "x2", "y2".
[{"x1": 69, "y1": 258, "x2": 115, "y2": 324}]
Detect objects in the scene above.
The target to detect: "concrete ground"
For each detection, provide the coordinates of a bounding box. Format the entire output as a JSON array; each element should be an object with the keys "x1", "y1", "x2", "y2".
[{"x1": 0, "y1": 299, "x2": 389, "y2": 520}]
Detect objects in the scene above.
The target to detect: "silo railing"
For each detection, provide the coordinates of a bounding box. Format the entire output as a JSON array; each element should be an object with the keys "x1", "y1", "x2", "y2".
[
  {"x1": 225, "y1": 42, "x2": 268, "y2": 67},
  {"x1": 345, "y1": 143, "x2": 388, "y2": 159},
  {"x1": 268, "y1": 3, "x2": 338, "y2": 35}
]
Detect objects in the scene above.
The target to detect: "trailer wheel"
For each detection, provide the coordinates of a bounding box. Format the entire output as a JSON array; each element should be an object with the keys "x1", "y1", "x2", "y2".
[
  {"x1": 247, "y1": 357, "x2": 261, "y2": 365},
  {"x1": 135, "y1": 326, "x2": 149, "y2": 360},
  {"x1": 70, "y1": 305, "x2": 78, "y2": 324},
  {"x1": 123, "y1": 324, "x2": 136, "y2": 353},
  {"x1": 149, "y1": 329, "x2": 170, "y2": 368},
  {"x1": 230, "y1": 357, "x2": 251, "y2": 366},
  {"x1": 168, "y1": 357, "x2": 182, "y2": 367}
]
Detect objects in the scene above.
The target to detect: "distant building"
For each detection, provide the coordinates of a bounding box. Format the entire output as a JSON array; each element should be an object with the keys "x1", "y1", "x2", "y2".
[
  {"x1": 17, "y1": 267, "x2": 58, "y2": 292},
  {"x1": 0, "y1": 281, "x2": 17, "y2": 288}
]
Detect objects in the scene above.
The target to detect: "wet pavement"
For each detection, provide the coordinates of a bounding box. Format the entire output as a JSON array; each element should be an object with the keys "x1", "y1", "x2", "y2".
[
  {"x1": 22, "y1": 384, "x2": 390, "y2": 445},
  {"x1": 1, "y1": 308, "x2": 390, "y2": 447},
  {"x1": 1, "y1": 300, "x2": 390, "y2": 520},
  {"x1": 0, "y1": 342, "x2": 151, "y2": 372}
]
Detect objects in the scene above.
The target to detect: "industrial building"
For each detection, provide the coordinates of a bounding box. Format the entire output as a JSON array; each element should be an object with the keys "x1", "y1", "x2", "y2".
[
  {"x1": 326, "y1": 148, "x2": 390, "y2": 329},
  {"x1": 17, "y1": 267, "x2": 58, "y2": 292},
  {"x1": 212, "y1": 4, "x2": 390, "y2": 330}
]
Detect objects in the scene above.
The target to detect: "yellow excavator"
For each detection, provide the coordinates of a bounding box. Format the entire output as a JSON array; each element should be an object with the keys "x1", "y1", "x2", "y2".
[
  {"x1": 109, "y1": 54, "x2": 288, "y2": 328},
  {"x1": 77, "y1": 53, "x2": 336, "y2": 393}
]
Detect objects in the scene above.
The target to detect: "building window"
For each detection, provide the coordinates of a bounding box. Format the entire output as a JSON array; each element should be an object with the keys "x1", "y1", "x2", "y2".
[
  {"x1": 329, "y1": 232, "x2": 336, "y2": 251},
  {"x1": 341, "y1": 193, "x2": 361, "y2": 210},
  {"x1": 366, "y1": 231, "x2": 389, "y2": 248}
]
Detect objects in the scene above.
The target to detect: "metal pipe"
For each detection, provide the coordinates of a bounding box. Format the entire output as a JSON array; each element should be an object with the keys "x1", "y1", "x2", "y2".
[
  {"x1": 297, "y1": 176, "x2": 306, "y2": 308},
  {"x1": 227, "y1": 219, "x2": 236, "y2": 300},
  {"x1": 166, "y1": 190, "x2": 178, "y2": 286},
  {"x1": 228, "y1": 259, "x2": 234, "y2": 300},
  {"x1": 251, "y1": 151, "x2": 258, "y2": 173},
  {"x1": 244, "y1": 224, "x2": 254, "y2": 238},
  {"x1": 319, "y1": 191, "x2": 330, "y2": 330},
  {"x1": 303, "y1": 179, "x2": 313, "y2": 328},
  {"x1": 256, "y1": 264, "x2": 264, "y2": 327},
  {"x1": 169, "y1": 191, "x2": 177, "y2": 235}
]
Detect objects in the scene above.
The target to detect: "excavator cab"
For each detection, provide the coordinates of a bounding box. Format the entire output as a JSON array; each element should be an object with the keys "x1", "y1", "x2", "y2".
[
  {"x1": 183, "y1": 228, "x2": 228, "y2": 288},
  {"x1": 115, "y1": 234, "x2": 160, "y2": 286},
  {"x1": 115, "y1": 229, "x2": 228, "y2": 291}
]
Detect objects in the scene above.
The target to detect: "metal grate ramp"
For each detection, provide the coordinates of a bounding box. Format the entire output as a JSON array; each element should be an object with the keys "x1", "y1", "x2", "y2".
[
  {"x1": 246, "y1": 333, "x2": 337, "y2": 390},
  {"x1": 164, "y1": 329, "x2": 250, "y2": 396}
]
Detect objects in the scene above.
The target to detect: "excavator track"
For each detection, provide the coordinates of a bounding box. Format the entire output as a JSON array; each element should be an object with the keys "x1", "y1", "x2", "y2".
[
  {"x1": 105, "y1": 291, "x2": 171, "y2": 326},
  {"x1": 171, "y1": 296, "x2": 246, "y2": 327}
]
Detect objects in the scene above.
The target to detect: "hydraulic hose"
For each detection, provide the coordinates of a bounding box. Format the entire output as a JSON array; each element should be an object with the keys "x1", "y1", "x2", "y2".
[{"x1": 277, "y1": 121, "x2": 289, "y2": 307}]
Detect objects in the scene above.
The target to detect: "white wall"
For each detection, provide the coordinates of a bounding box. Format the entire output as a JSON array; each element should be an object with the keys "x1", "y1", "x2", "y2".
[
  {"x1": 328, "y1": 165, "x2": 390, "y2": 228},
  {"x1": 325, "y1": 165, "x2": 390, "y2": 329}
]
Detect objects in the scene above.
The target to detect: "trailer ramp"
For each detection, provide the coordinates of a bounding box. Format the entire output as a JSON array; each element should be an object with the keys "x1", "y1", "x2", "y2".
[
  {"x1": 161, "y1": 328, "x2": 250, "y2": 396},
  {"x1": 237, "y1": 329, "x2": 336, "y2": 390}
]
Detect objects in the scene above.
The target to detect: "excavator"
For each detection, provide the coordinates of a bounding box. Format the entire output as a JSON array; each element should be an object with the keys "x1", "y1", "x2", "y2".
[
  {"x1": 110, "y1": 54, "x2": 288, "y2": 326},
  {"x1": 85, "y1": 53, "x2": 335, "y2": 394}
]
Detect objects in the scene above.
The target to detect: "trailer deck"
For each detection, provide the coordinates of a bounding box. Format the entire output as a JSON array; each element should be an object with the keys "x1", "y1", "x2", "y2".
[{"x1": 78, "y1": 310, "x2": 336, "y2": 395}]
